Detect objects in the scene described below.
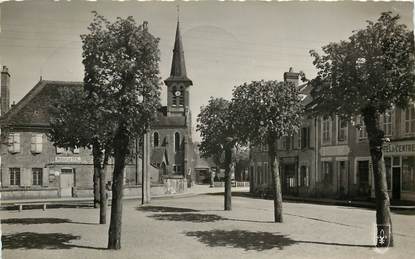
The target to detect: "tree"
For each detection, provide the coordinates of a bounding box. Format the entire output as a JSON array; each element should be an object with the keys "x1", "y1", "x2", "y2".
[
  {"x1": 232, "y1": 80, "x2": 303, "y2": 222},
  {"x1": 309, "y1": 12, "x2": 414, "y2": 247},
  {"x1": 81, "y1": 12, "x2": 161, "y2": 250},
  {"x1": 197, "y1": 97, "x2": 236, "y2": 210},
  {"x1": 48, "y1": 86, "x2": 111, "y2": 225}
]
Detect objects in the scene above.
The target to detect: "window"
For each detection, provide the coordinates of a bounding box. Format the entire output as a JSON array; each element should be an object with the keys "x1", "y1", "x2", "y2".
[
  {"x1": 32, "y1": 168, "x2": 43, "y2": 186},
  {"x1": 31, "y1": 134, "x2": 43, "y2": 153},
  {"x1": 337, "y1": 117, "x2": 348, "y2": 143},
  {"x1": 404, "y1": 106, "x2": 415, "y2": 135},
  {"x1": 8, "y1": 133, "x2": 20, "y2": 153},
  {"x1": 172, "y1": 86, "x2": 178, "y2": 106},
  {"x1": 264, "y1": 162, "x2": 269, "y2": 184},
  {"x1": 73, "y1": 147, "x2": 80, "y2": 154},
  {"x1": 402, "y1": 156, "x2": 415, "y2": 192},
  {"x1": 283, "y1": 136, "x2": 293, "y2": 150},
  {"x1": 262, "y1": 144, "x2": 268, "y2": 152},
  {"x1": 382, "y1": 111, "x2": 393, "y2": 137},
  {"x1": 300, "y1": 166, "x2": 309, "y2": 187},
  {"x1": 357, "y1": 116, "x2": 367, "y2": 141},
  {"x1": 322, "y1": 118, "x2": 331, "y2": 144},
  {"x1": 174, "y1": 132, "x2": 180, "y2": 152},
  {"x1": 322, "y1": 161, "x2": 333, "y2": 185},
  {"x1": 10, "y1": 168, "x2": 21, "y2": 186},
  {"x1": 153, "y1": 132, "x2": 159, "y2": 147},
  {"x1": 300, "y1": 127, "x2": 310, "y2": 149},
  {"x1": 179, "y1": 86, "x2": 184, "y2": 106},
  {"x1": 173, "y1": 164, "x2": 182, "y2": 174},
  {"x1": 256, "y1": 164, "x2": 262, "y2": 184}
]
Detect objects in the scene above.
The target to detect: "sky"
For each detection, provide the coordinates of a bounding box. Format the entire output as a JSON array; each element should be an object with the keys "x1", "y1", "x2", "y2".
[{"x1": 0, "y1": 0, "x2": 413, "y2": 141}]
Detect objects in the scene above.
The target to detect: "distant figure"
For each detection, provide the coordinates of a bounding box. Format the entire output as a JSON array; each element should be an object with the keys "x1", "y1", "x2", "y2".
[
  {"x1": 187, "y1": 168, "x2": 192, "y2": 188},
  {"x1": 210, "y1": 169, "x2": 216, "y2": 187},
  {"x1": 105, "y1": 181, "x2": 112, "y2": 202}
]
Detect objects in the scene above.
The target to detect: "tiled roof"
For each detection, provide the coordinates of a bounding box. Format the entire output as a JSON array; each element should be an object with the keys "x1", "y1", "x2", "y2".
[
  {"x1": 0, "y1": 80, "x2": 82, "y2": 127},
  {"x1": 150, "y1": 147, "x2": 168, "y2": 165}
]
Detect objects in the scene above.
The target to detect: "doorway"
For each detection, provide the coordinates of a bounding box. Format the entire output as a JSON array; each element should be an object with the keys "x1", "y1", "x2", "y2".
[
  {"x1": 392, "y1": 167, "x2": 401, "y2": 200},
  {"x1": 337, "y1": 161, "x2": 348, "y2": 197},
  {"x1": 357, "y1": 161, "x2": 370, "y2": 196},
  {"x1": 60, "y1": 169, "x2": 74, "y2": 197}
]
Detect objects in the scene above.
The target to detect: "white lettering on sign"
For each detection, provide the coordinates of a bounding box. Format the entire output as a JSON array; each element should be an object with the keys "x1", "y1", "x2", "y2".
[
  {"x1": 55, "y1": 156, "x2": 81, "y2": 163},
  {"x1": 384, "y1": 141, "x2": 415, "y2": 154}
]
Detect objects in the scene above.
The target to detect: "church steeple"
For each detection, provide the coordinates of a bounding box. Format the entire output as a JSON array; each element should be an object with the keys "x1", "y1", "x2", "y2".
[
  {"x1": 165, "y1": 15, "x2": 193, "y2": 117},
  {"x1": 165, "y1": 19, "x2": 192, "y2": 84}
]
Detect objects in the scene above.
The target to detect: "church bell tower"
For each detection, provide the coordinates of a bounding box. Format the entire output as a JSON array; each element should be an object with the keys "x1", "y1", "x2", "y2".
[{"x1": 164, "y1": 19, "x2": 193, "y2": 117}]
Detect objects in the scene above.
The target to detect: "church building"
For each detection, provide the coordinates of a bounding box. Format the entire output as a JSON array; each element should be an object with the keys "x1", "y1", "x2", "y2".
[{"x1": 0, "y1": 19, "x2": 195, "y2": 200}]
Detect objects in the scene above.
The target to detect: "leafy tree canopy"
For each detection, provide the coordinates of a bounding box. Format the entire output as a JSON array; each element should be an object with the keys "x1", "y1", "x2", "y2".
[
  {"x1": 197, "y1": 97, "x2": 235, "y2": 161},
  {"x1": 81, "y1": 12, "x2": 161, "y2": 142},
  {"x1": 231, "y1": 80, "x2": 304, "y2": 145},
  {"x1": 309, "y1": 12, "x2": 414, "y2": 118}
]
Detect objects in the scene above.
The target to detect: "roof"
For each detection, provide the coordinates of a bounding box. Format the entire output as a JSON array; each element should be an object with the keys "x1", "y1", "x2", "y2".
[
  {"x1": 150, "y1": 147, "x2": 168, "y2": 166},
  {"x1": 164, "y1": 20, "x2": 193, "y2": 84},
  {"x1": 0, "y1": 80, "x2": 83, "y2": 127}
]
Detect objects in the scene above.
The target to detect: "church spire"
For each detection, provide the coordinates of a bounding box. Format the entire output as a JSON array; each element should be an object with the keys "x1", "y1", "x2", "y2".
[{"x1": 165, "y1": 16, "x2": 192, "y2": 84}]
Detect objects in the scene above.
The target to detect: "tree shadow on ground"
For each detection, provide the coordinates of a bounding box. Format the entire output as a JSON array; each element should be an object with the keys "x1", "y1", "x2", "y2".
[
  {"x1": 147, "y1": 213, "x2": 274, "y2": 224},
  {"x1": 185, "y1": 230, "x2": 374, "y2": 251},
  {"x1": 1, "y1": 232, "x2": 106, "y2": 250},
  {"x1": 149, "y1": 213, "x2": 224, "y2": 223},
  {"x1": 1, "y1": 217, "x2": 98, "y2": 225},
  {"x1": 185, "y1": 230, "x2": 296, "y2": 251},
  {"x1": 137, "y1": 206, "x2": 199, "y2": 213}
]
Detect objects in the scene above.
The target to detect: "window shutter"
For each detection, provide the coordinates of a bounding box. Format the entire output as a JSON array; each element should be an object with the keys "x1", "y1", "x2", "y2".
[
  {"x1": 2, "y1": 166, "x2": 10, "y2": 187},
  {"x1": 14, "y1": 133, "x2": 20, "y2": 153},
  {"x1": 31, "y1": 135, "x2": 36, "y2": 153},
  {"x1": 42, "y1": 168, "x2": 49, "y2": 187},
  {"x1": 8, "y1": 134, "x2": 14, "y2": 153},
  {"x1": 37, "y1": 134, "x2": 43, "y2": 153}
]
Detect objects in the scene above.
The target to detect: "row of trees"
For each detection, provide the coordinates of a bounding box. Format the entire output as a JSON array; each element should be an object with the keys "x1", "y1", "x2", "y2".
[
  {"x1": 197, "y1": 80, "x2": 304, "y2": 220},
  {"x1": 197, "y1": 12, "x2": 414, "y2": 248}
]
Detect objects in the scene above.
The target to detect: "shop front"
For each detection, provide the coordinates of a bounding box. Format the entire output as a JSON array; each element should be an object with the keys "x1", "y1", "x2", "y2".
[{"x1": 383, "y1": 140, "x2": 415, "y2": 201}]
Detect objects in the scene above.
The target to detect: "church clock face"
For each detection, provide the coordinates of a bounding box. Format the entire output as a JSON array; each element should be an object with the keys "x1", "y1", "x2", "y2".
[{"x1": 174, "y1": 90, "x2": 181, "y2": 97}]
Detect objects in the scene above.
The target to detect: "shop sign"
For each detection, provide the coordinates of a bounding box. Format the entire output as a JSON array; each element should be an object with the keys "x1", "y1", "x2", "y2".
[
  {"x1": 55, "y1": 156, "x2": 81, "y2": 163},
  {"x1": 383, "y1": 141, "x2": 415, "y2": 154}
]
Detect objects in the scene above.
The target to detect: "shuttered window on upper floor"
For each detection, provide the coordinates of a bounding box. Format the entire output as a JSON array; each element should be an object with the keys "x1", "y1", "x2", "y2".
[
  {"x1": 8, "y1": 133, "x2": 20, "y2": 154},
  {"x1": 31, "y1": 134, "x2": 43, "y2": 154}
]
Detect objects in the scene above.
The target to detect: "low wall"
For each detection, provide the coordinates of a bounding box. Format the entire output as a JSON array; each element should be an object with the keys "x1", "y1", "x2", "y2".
[
  {"x1": 0, "y1": 187, "x2": 59, "y2": 200},
  {"x1": 0, "y1": 179, "x2": 186, "y2": 200}
]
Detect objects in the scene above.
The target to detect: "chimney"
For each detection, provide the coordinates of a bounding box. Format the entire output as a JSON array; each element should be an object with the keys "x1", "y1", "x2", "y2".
[
  {"x1": 1, "y1": 65, "x2": 11, "y2": 116},
  {"x1": 283, "y1": 67, "x2": 300, "y2": 87}
]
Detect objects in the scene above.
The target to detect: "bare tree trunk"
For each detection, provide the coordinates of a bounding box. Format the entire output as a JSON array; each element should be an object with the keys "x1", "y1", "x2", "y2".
[
  {"x1": 363, "y1": 106, "x2": 393, "y2": 247},
  {"x1": 99, "y1": 151, "x2": 109, "y2": 224},
  {"x1": 108, "y1": 128, "x2": 129, "y2": 250},
  {"x1": 92, "y1": 144, "x2": 101, "y2": 208},
  {"x1": 224, "y1": 146, "x2": 232, "y2": 211},
  {"x1": 268, "y1": 134, "x2": 283, "y2": 223}
]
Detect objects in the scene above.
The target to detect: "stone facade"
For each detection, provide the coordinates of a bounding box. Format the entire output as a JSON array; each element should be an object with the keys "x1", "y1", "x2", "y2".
[{"x1": 250, "y1": 69, "x2": 415, "y2": 202}]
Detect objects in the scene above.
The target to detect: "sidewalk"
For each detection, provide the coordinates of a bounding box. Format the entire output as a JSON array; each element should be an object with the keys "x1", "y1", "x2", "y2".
[{"x1": 283, "y1": 195, "x2": 415, "y2": 210}]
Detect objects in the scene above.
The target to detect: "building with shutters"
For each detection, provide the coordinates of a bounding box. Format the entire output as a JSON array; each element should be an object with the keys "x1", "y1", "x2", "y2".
[
  {"x1": 0, "y1": 19, "x2": 195, "y2": 200},
  {"x1": 250, "y1": 68, "x2": 415, "y2": 202}
]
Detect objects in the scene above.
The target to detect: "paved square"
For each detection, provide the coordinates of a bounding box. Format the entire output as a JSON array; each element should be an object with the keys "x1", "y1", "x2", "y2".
[{"x1": 1, "y1": 193, "x2": 414, "y2": 259}]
